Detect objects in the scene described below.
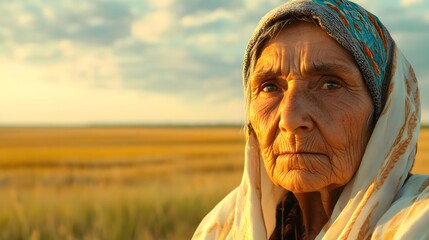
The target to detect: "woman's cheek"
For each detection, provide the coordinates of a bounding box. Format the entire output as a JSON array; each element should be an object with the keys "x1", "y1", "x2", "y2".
[
  {"x1": 331, "y1": 115, "x2": 370, "y2": 185},
  {"x1": 251, "y1": 102, "x2": 272, "y2": 138},
  {"x1": 250, "y1": 101, "x2": 278, "y2": 173}
]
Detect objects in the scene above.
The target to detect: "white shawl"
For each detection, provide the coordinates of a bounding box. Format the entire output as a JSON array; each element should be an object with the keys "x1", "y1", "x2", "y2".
[{"x1": 193, "y1": 44, "x2": 428, "y2": 239}]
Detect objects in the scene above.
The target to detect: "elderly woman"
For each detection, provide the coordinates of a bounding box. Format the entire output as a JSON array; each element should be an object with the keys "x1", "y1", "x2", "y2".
[{"x1": 193, "y1": 0, "x2": 428, "y2": 239}]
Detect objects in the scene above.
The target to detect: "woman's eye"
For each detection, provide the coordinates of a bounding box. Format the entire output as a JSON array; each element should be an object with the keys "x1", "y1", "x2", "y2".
[
  {"x1": 262, "y1": 83, "x2": 279, "y2": 93},
  {"x1": 321, "y1": 82, "x2": 341, "y2": 90}
]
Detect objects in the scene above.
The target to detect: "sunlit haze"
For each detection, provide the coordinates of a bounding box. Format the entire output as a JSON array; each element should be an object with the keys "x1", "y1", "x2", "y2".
[{"x1": 0, "y1": 0, "x2": 428, "y2": 125}]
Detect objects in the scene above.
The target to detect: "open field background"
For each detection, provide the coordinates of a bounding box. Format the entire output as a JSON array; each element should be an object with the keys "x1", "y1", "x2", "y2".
[{"x1": 0, "y1": 127, "x2": 428, "y2": 240}]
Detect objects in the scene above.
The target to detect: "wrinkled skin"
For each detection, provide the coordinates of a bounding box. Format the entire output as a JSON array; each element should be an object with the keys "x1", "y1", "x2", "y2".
[{"x1": 249, "y1": 22, "x2": 374, "y2": 239}]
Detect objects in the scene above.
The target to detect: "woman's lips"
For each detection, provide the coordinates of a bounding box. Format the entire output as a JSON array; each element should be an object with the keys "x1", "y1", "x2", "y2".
[
  {"x1": 276, "y1": 152, "x2": 330, "y2": 171},
  {"x1": 279, "y1": 152, "x2": 328, "y2": 157}
]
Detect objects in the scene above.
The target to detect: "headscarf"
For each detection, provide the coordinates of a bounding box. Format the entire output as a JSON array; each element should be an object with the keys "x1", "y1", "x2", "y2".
[
  {"x1": 243, "y1": 0, "x2": 393, "y2": 120},
  {"x1": 193, "y1": 0, "x2": 429, "y2": 239}
]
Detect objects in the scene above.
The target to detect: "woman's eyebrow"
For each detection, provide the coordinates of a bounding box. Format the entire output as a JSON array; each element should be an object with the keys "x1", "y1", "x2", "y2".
[
  {"x1": 307, "y1": 62, "x2": 355, "y2": 74},
  {"x1": 250, "y1": 70, "x2": 278, "y2": 81},
  {"x1": 250, "y1": 62, "x2": 356, "y2": 81}
]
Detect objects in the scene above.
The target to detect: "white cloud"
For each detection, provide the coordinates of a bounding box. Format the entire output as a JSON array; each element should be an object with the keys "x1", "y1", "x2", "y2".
[
  {"x1": 243, "y1": 0, "x2": 282, "y2": 11},
  {"x1": 424, "y1": 12, "x2": 429, "y2": 22},
  {"x1": 46, "y1": 50, "x2": 121, "y2": 86},
  {"x1": 3, "y1": 41, "x2": 122, "y2": 86},
  {"x1": 149, "y1": 0, "x2": 174, "y2": 9},
  {"x1": 131, "y1": 10, "x2": 173, "y2": 43},
  {"x1": 66, "y1": 23, "x2": 81, "y2": 34},
  {"x1": 188, "y1": 33, "x2": 218, "y2": 50},
  {"x1": 88, "y1": 17, "x2": 104, "y2": 26},
  {"x1": 400, "y1": 0, "x2": 422, "y2": 7},
  {"x1": 352, "y1": 0, "x2": 368, "y2": 4},
  {"x1": 181, "y1": 8, "x2": 234, "y2": 27},
  {"x1": 0, "y1": 27, "x2": 12, "y2": 43},
  {"x1": 56, "y1": 40, "x2": 76, "y2": 58},
  {"x1": 42, "y1": 6, "x2": 55, "y2": 21},
  {"x1": 0, "y1": 43, "x2": 243, "y2": 125},
  {"x1": 186, "y1": 32, "x2": 240, "y2": 53},
  {"x1": 12, "y1": 40, "x2": 79, "y2": 62},
  {"x1": 71, "y1": 2, "x2": 94, "y2": 13},
  {"x1": 16, "y1": 12, "x2": 34, "y2": 27}
]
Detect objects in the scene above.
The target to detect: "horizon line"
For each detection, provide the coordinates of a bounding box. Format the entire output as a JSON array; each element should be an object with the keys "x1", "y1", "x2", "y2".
[{"x1": 0, "y1": 122, "x2": 246, "y2": 128}]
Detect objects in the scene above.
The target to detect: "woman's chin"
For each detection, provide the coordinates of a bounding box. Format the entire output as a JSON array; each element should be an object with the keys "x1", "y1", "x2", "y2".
[{"x1": 274, "y1": 170, "x2": 331, "y2": 193}]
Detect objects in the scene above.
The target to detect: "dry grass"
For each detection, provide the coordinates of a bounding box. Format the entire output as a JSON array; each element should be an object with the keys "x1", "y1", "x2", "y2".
[
  {"x1": 0, "y1": 127, "x2": 427, "y2": 240},
  {"x1": 413, "y1": 128, "x2": 429, "y2": 174},
  {"x1": 0, "y1": 127, "x2": 245, "y2": 240}
]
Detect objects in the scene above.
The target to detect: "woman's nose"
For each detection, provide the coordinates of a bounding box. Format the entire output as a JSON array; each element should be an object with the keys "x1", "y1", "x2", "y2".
[{"x1": 278, "y1": 86, "x2": 314, "y2": 133}]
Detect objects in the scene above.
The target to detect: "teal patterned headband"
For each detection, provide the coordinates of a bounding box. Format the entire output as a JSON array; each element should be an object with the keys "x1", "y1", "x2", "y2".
[{"x1": 243, "y1": 0, "x2": 394, "y2": 118}]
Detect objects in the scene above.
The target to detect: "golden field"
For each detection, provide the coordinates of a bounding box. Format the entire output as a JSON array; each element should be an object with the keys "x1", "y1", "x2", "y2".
[{"x1": 0, "y1": 127, "x2": 428, "y2": 240}]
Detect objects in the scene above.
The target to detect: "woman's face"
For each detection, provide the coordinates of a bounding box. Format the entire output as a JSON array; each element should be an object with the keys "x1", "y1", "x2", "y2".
[{"x1": 249, "y1": 22, "x2": 374, "y2": 193}]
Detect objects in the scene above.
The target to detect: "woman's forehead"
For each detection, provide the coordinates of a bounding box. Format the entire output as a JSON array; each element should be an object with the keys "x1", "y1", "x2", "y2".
[{"x1": 253, "y1": 22, "x2": 358, "y2": 76}]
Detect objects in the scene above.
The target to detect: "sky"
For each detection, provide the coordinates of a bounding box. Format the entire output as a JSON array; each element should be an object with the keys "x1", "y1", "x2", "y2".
[{"x1": 0, "y1": 0, "x2": 428, "y2": 125}]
